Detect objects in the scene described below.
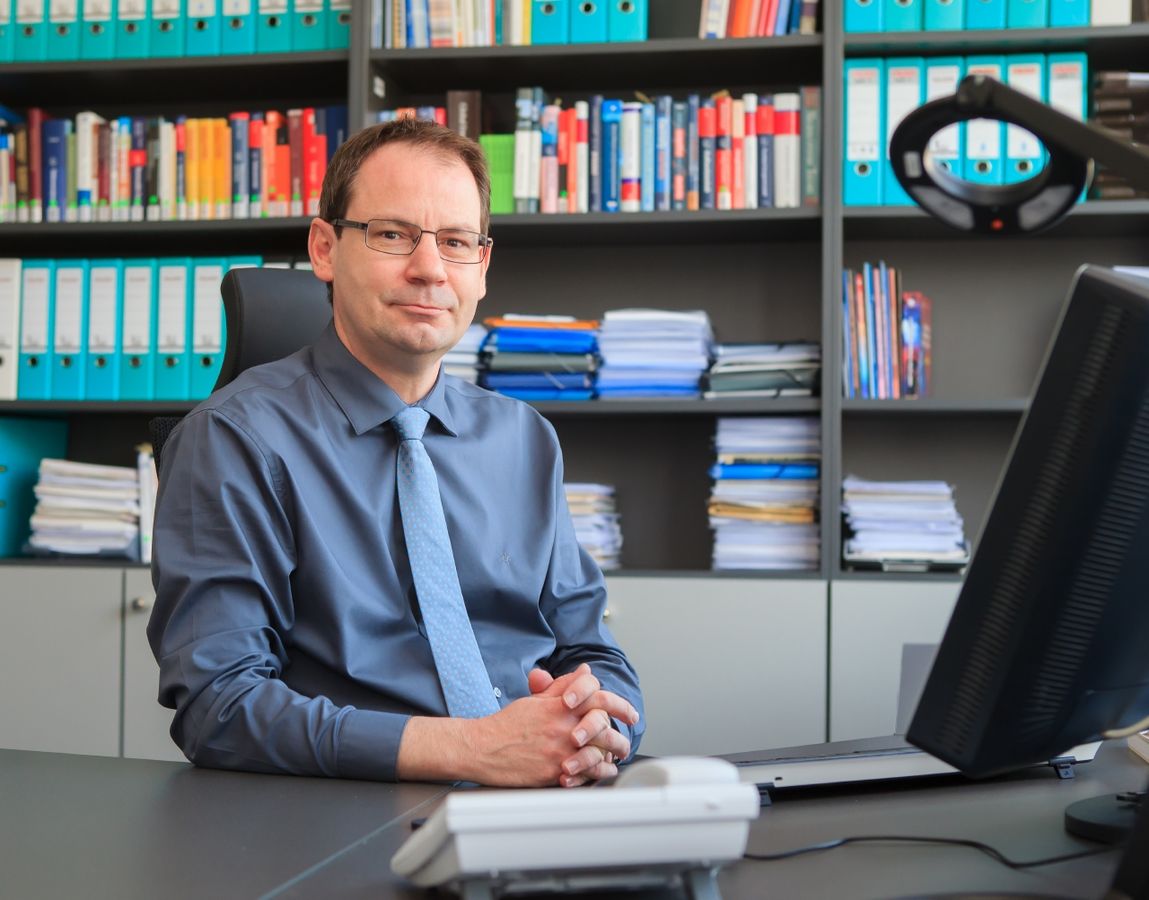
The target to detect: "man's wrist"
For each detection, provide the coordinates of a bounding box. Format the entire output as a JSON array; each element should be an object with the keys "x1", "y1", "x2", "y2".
[{"x1": 396, "y1": 715, "x2": 479, "y2": 782}]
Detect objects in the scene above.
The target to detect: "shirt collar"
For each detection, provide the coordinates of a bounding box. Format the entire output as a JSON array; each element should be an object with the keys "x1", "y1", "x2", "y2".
[{"x1": 310, "y1": 323, "x2": 459, "y2": 438}]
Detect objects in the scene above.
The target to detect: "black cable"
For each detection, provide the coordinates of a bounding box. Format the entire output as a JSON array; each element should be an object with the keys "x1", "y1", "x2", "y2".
[{"x1": 744, "y1": 835, "x2": 1115, "y2": 869}]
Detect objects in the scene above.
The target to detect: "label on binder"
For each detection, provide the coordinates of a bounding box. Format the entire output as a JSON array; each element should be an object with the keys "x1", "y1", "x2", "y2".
[{"x1": 846, "y1": 71, "x2": 881, "y2": 163}]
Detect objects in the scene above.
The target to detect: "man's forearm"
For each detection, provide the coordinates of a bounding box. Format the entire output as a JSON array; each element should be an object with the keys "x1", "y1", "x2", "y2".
[{"x1": 395, "y1": 715, "x2": 478, "y2": 783}]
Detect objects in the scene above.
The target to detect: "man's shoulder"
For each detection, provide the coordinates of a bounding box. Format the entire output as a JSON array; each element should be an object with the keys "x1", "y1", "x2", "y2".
[
  {"x1": 442, "y1": 375, "x2": 557, "y2": 435},
  {"x1": 186, "y1": 348, "x2": 319, "y2": 426}
]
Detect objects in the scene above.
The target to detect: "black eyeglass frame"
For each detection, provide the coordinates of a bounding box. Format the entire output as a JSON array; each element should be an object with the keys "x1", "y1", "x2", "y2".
[{"x1": 330, "y1": 217, "x2": 493, "y2": 264}]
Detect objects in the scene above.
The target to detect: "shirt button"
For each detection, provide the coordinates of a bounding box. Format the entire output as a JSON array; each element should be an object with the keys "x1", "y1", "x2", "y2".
[{"x1": 493, "y1": 687, "x2": 502, "y2": 698}]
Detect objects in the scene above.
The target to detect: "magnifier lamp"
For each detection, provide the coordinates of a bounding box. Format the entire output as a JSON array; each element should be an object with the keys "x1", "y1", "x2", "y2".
[{"x1": 889, "y1": 73, "x2": 1149, "y2": 235}]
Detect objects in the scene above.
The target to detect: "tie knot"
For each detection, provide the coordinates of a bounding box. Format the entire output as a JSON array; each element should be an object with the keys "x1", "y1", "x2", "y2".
[{"x1": 392, "y1": 405, "x2": 430, "y2": 442}]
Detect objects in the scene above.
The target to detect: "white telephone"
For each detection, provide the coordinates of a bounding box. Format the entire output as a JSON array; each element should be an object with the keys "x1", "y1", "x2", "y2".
[{"x1": 390, "y1": 757, "x2": 760, "y2": 899}]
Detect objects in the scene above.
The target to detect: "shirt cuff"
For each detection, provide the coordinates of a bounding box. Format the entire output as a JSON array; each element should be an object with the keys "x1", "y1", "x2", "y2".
[{"x1": 335, "y1": 708, "x2": 412, "y2": 781}]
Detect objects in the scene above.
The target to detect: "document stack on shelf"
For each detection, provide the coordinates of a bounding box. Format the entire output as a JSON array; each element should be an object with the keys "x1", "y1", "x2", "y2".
[
  {"x1": 27, "y1": 458, "x2": 141, "y2": 560},
  {"x1": 564, "y1": 483, "x2": 623, "y2": 571},
  {"x1": 704, "y1": 341, "x2": 821, "y2": 399},
  {"x1": 597, "y1": 309, "x2": 713, "y2": 399},
  {"x1": 841, "y1": 476, "x2": 970, "y2": 573},
  {"x1": 479, "y1": 314, "x2": 598, "y2": 401},
  {"x1": 1090, "y1": 71, "x2": 1149, "y2": 200},
  {"x1": 442, "y1": 324, "x2": 488, "y2": 384},
  {"x1": 709, "y1": 416, "x2": 821, "y2": 571}
]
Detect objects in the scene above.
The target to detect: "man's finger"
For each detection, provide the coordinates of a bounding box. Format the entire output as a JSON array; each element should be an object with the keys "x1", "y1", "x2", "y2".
[{"x1": 572, "y1": 689, "x2": 639, "y2": 725}]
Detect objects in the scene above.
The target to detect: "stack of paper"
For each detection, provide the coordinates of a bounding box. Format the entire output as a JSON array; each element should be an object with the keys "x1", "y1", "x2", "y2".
[
  {"x1": 709, "y1": 417, "x2": 821, "y2": 570},
  {"x1": 705, "y1": 342, "x2": 821, "y2": 399},
  {"x1": 597, "y1": 309, "x2": 713, "y2": 399},
  {"x1": 28, "y1": 458, "x2": 141, "y2": 559},
  {"x1": 442, "y1": 324, "x2": 488, "y2": 383},
  {"x1": 480, "y1": 315, "x2": 598, "y2": 401},
  {"x1": 841, "y1": 476, "x2": 970, "y2": 572},
  {"x1": 565, "y1": 483, "x2": 623, "y2": 570}
]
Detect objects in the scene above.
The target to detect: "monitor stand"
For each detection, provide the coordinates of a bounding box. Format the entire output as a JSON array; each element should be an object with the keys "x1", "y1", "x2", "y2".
[{"x1": 1064, "y1": 790, "x2": 1144, "y2": 844}]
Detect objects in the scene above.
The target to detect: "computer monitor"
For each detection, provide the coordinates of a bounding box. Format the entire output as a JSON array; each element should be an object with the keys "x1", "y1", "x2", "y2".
[{"x1": 905, "y1": 265, "x2": 1149, "y2": 894}]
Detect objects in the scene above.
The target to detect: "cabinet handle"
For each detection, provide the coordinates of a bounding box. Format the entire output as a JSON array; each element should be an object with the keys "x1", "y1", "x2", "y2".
[{"x1": 130, "y1": 596, "x2": 154, "y2": 612}]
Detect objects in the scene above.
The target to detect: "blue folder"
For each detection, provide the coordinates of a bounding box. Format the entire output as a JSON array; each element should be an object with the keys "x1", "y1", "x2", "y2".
[
  {"x1": 119, "y1": 259, "x2": 156, "y2": 401},
  {"x1": 607, "y1": 0, "x2": 645, "y2": 41},
  {"x1": 963, "y1": 56, "x2": 1005, "y2": 185},
  {"x1": 0, "y1": 417, "x2": 69, "y2": 558},
  {"x1": 12, "y1": 0, "x2": 47, "y2": 61},
  {"x1": 185, "y1": 0, "x2": 221, "y2": 54},
  {"x1": 883, "y1": 57, "x2": 925, "y2": 206},
  {"x1": 1007, "y1": 0, "x2": 1047, "y2": 25},
  {"x1": 51, "y1": 259, "x2": 89, "y2": 400},
  {"x1": 221, "y1": 0, "x2": 257, "y2": 52},
  {"x1": 844, "y1": 0, "x2": 883, "y2": 31},
  {"x1": 291, "y1": 0, "x2": 324, "y2": 49},
  {"x1": 80, "y1": 0, "x2": 117, "y2": 57},
  {"x1": 154, "y1": 257, "x2": 191, "y2": 401},
  {"x1": 18, "y1": 260, "x2": 56, "y2": 401},
  {"x1": 325, "y1": 0, "x2": 348, "y2": 47},
  {"x1": 114, "y1": 0, "x2": 149, "y2": 56},
  {"x1": 45, "y1": 0, "x2": 81, "y2": 60},
  {"x1": 882, "y1": 0, "x2": 922, "y2": 30},
  {"x1": 843, "y1": 59, "x2": 885, "y2": 206},
  {"x1": 924, "y1": 57, "x2": 964, "y2": 177},
  {"x1": 189, "y1": 258, "x2": 225, "y2": 399},
  {"x1": 570, "y1": 0, "x2": 606, "y2": 41},
  {"x1": 84, "y1": 260, "x2": 123, "y2": 401},
  {"x1": 965, "y1": 0, "x2": 1005, "y2": 27},
  {"x1": 0, "y1": 0, "x2": 14, "y2": 59},
  {"x1": 484, "y1": 372, "x2": 593, "y2": 390},
  {"x1": 487, "y1": 328, "x2": 598, "y2": 354},
  {"x1": 149, "y1": 0, "x2": 185, "y2": 57},
  {"x1": 709, "y1": 462, "x2": 820, "y2": 480},
  {"x1": 1048, "y1": 0, "x2": 1087, "y2": 25},
  {"x1": 256, "y1": 0, "x2": 291, "y2": 51},
  {"x1": 531, "y1": 0, "x2": 568, "y2": 43},
  {"x1": 1004, "y1": 55, "x2": 1046, "y2": 182},
  {"x1": 923, "y1": 0, "x2": 963, "y2": 28}
]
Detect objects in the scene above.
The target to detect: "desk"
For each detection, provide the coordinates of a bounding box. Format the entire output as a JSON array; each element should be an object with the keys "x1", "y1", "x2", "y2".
[{"x1": 1, "y1": 743, "x2": 1144, "y2": 899}]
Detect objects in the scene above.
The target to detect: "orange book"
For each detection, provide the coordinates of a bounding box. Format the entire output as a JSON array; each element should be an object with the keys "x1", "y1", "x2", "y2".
[
  {"x1": 728, "y1": 0, "x2": 754, "y2": 37},
  {"x1": 302, "y1": 108, "x2": 324, "y2": 217},
  {"x1": 264, "y1": 111, "x2": 285, "y2": 217},
  {"x1": 185, "y1": 118, "x2": 201, "y2": 222},
  {"x1": 217, "y1": 118, "x2": 231, "y2": 220},
  {"x1": 482, "y1": 316, "x2": 600, "y2": 330}
]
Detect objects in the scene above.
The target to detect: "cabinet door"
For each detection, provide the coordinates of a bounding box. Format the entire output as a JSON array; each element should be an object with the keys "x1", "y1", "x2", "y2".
[
  {"x1": 829, "y1": 579, "x2": 962, "y2": 741},
  {"x1": 604, "y1": 576, "x2": 827, "y2": 756},
  {"x1": 122, "y1": 568, "x2": 185, "y2": 762},
  {"x1": 0, "y1": 566, "x2": 122, "y2": 756}
]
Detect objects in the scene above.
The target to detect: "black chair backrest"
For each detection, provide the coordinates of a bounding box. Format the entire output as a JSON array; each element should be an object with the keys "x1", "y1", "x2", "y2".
[{"x1": 150, "y1": 267, "x2": 332, "y2": 472}]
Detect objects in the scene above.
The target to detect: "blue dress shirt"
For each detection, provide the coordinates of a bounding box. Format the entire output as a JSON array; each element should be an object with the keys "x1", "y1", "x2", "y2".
[{"x1": 149, "y1": 323, "x2": 644, "y2": 781}]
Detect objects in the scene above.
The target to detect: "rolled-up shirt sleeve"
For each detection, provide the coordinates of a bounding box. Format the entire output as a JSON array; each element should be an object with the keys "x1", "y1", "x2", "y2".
[
  {"x1": 149, "y1": 407, "x2": 408, "y2": 781},
  {"x1": 537, "y1": 430, "x2": 645, "y2": 758}
]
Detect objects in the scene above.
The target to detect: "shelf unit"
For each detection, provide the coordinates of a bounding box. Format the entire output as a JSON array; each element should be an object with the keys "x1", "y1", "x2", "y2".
[{"x1": 2, "y1": 1, "x2": 1147, "y2": 582}]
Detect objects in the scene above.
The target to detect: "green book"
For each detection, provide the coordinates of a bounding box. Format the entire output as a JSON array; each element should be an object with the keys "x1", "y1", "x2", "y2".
[{"x1": 479, "y1": 133, "x2": 515, "y2": 216}]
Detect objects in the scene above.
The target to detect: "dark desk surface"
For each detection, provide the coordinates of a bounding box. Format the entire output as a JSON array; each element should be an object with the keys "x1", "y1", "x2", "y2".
[{"x1": 2, "y1": 742, "x2": 1145, "y2": 900}]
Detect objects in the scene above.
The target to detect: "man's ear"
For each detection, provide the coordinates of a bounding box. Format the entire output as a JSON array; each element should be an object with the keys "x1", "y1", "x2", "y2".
[{"x1": 308, "y1": 217, "x2": 337, "y2": 287}]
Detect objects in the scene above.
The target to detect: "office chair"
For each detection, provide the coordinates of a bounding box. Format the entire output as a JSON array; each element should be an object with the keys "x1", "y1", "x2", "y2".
[{"x1": 149, "y1": 267, "x2": 333, "y2": 472}]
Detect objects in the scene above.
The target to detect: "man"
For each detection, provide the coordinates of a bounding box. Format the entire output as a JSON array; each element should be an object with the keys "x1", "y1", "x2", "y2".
[{"x1": 149, "y1": 119, "x2": 643, "y2": 787}]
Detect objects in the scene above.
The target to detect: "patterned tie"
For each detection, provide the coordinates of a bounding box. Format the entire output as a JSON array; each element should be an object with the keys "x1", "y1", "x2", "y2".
[{"x1": 392, "y1": 405, "x2": 500, "y2": 718}]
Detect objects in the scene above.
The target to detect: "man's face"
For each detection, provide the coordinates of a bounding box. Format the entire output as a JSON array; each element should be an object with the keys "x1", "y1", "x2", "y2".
[{"x1": 320, "y1": 142, "x2": 490, "y2": 371}]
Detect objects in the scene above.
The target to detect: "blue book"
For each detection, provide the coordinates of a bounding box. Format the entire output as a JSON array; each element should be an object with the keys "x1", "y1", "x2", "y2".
[
  {"x1": 709, "y1": 462, "x2": 820, "y2": 480},
  {"x1": 322, "y1": 104, "x2": 348, "y2": 162},
  {"x1": 671, "y1": 100, "x2": 688, "y2": 211},
  {"x1": 687, "y1": 94, "x2": 701, "y2": 211},
  {"x1": 119, "y1": 259, "x2": 156, "y2": 400},
  {"x1": 640, "y1": 101, "x2": 655, "y2": 213},
  {"x1": 589, "y1": 94, "x2": 603, "y2": 212},
  {"x1": 654, "y1": 95, "x2": 672, "y2": 212},
  {"x1": 758, "y1": 95, "x2": 775, "y2": 208},
  {"x1": 51, "y1": 259, "x2": 89, "y2": 400},
  {"x1": 42, "y1": 119, "x2": 70, "y2": 224},
  {"x1": 0, "y1": 418, "x2": 69, "y2": 558},
  {"x1": 842, "y1": 272, "x2": 855, "y2": 399},
  {"x1": 774, "y1": 0, "x2": 794, "y2": 32},
  {"x1": 18, "y1": 261, "x2": 55, "y2": 400},
  {"x1": 699, "y1": 98, "x2": 716, "y2": 210},
  {"x1": 600, "y1": 99, "x2": 622, "y2": 213},
  {"x1": 84, "y1": 260, "x2": 123, "y2": 401}
]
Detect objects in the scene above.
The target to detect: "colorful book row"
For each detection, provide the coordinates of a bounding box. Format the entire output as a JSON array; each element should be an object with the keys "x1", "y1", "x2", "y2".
[
  {"x1": 844, "y1": 53, "x2": 1087, "y2": 206},
  {"x1": 0, "y1": 256, "x2": 261, "y2": 402},
  {"x1": 505, "y1": 86, "x2": 821, "y2": 214},
  {"x1": 376, "y1": 0, "x2": 647, "y2": 48},
  {"x1": 843, "y1": 0, "x2": 1147, "y2": 31},
  {"x1": 0, "y1": 106, "x2": 348, "y2": 224},
  {"x1": 0, "y1": 0, "x2": 350, "y2": 62},
  {"x1": 699, "y1": 0, "x2": 821, "y2": 38},
  {"x1": 841, "y1": 261, "x2": 931, "y2": 400}
]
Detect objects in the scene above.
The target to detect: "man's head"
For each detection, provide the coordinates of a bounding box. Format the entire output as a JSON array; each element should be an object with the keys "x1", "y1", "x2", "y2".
[{"x1": 308, "y1": 119, "x2": 493, "y2": 393}]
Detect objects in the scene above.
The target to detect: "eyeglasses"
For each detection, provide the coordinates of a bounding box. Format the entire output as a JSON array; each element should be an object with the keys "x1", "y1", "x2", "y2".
[{"x1": 331, "y1": 218, "x2": 492, "y2": 264}]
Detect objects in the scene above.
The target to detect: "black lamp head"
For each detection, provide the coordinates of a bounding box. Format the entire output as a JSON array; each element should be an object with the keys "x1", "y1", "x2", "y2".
[{"x1": 889, "y1": 74, "x2": 1093, "y2": 235}]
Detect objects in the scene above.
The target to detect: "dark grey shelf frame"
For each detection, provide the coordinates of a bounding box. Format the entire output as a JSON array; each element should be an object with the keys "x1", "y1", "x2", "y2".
[
  {"x1": 842, "y1": 399, "x2": 1029, "y2": 415},
  {"x1": 844, "y1": 200, "x2": 1149, "y2": 239}
]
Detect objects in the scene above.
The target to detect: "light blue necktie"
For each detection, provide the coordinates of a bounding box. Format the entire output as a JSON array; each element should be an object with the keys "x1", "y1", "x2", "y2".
[{"x1": 392, "y1": 406, "x2": 499, "y2": 718}]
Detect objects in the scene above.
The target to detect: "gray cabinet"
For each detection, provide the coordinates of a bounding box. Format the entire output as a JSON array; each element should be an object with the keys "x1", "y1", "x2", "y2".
[
  {"x1": 122, "y1": 569, "x2": 184, "y2": 762},
  {"x1": 829, "y1": 579, "x2": 961, "y2": 742},
  {"x1": 0, "y1": 567, "x2": 122, "y2": 757},
  {"x1": 605, "y1": 575, "x2": 827, "y2": 756}
]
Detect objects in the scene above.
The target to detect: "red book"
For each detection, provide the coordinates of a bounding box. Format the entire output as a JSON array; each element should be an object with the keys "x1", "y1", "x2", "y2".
[
  {"x1": 27, "y1": 107, "x2": 45, "y2": 223},
  {"x1": 287, "y1": 108, "x2": 304, "y2": 217},
  {"x1": 755, "y1": 0, "x2": 776, "y2": 35},
  {"x1": 557, "y1": 107, "x2": 570, "y2": 212},
  {"x1": 764, "y1": 0, "x2": 781, "y2": 34},
  {"x1": 564, "y1": 106, "x2": 579, "y2": 213},
  {"x1": 302, "y1": 108, "x2": 323, "y2": 217},
  {"x1": 248, "y1": 115, "x2": 263, "y2": 216},
  {"x1": 714, "y1": 94, "x2": 732, "y2": 210},
  {"x1": 728, "y1": 0, "x2": 754, "y2": 37}
]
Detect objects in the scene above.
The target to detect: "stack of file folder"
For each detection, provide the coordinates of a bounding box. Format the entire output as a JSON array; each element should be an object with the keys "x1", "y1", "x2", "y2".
[
  {"x1": 564, "y1": 483, "x2": 623, "y2": 571},
  {"x1": 704, "y1": 342, "x2": 821, "y2": 399},
  {"x1": 709, "y1": 416, "x2": 821, "y2": 571},
  {"x1": 27, "y1": 458, "x2": 142, "y2": 560},
  {"x1": 841, "y1": 476, "x2": 970, "y2": 573},
  {"x1": 597, "y1": 309, "x2": 713, "y2": 399},
  {"x1": 479, "y1": 315, "x2": 598, "y2": 401},
  {"x1": 442, "y1": 324, "x2": 487, "y2": 383}
]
